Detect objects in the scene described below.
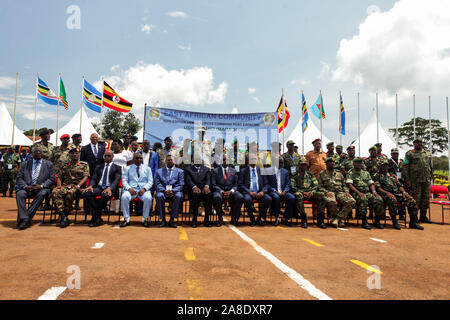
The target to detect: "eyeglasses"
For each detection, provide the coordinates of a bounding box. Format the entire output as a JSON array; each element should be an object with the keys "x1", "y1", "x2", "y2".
[{"x1": 135, "y1": 157, "x2": 143, "y2": 159}]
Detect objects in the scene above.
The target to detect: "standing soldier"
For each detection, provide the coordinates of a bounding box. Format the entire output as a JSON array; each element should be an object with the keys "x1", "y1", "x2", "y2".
[
  {"x1": 317, "y1": 157, "x2": 356, "y2": 228},
  {"x1": 306, "y1": 138, "x2": 327, "y2": 178},
  {"x1": 50, "y1": 134, "x2": 71, "y2": 173},
  {"x1": 33, "y1": 130, "x2": 54, "y2": 160},
  {"x1": 374, "y1": 159, "x2": 421, "y2": 230},
  {"x1": 290, "y1": 158, "x2": 327, "y2": 229},
  {"x1": 364, "y1": 146, "x2": 379, "y2": 178},
  {"x1": 51, "y1": 147, "x2": 90, "y2": 228},
  {"x1": 335, "y1": 145, "x2": 348, "y2": 171},
  {"x1": 157, "y1": 136, "x2": 174, "y2": 169},
  {"x1": 282, "y1": 140, "x2": 303, "y2": 178},
  {"x1": 326, "y1": 142, "x2": 341, "y2": 163},
  {"x1": 2, "y1": 147, "x2": 21, "y2": 197},
  {"x1": 346, "y1": 157, "x2": 384, "y2": 229},
  {"x1": 402, "y1": 137, "x2": 433, "y2": 224},
  {"x1": 375, "y1": 143, "x2": 388, "y2": 160},
  {"x1": 69, "y1": 133, "x2": 82, "y2": 150},
  {"x1": 388, "y1": 148, "x2": 403, "y2": 178}
]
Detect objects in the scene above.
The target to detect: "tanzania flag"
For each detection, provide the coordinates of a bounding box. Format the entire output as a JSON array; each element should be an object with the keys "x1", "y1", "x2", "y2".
[
  {"x1": 276, "y1": 95, "x2": 290, "y2": 133},
  {"x1": 83, "y1": 79, "x2": 102, "y2": 113},
  {"x1": 37, "y1": 77, "x2": 59, "y2": 106},
  {"x1": 339, "y1": 93, "x2": 345, "y2": 135},
  {"x1": 311, "y1": 93, "x2": 325, "y2": 119},
  {"x1": 301, "y1": 92, "x2": 309, "y2": 133},
  {"x1": 102, "y1": 81, "x2": 132, "y2": 113},
  {"x1": 59, "y1": 77, "x2": 69, "y2": 110}
]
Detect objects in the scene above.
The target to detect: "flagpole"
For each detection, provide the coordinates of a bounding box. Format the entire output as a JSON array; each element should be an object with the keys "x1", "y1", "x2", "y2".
[
  {"x1": 376, "y1": 92, "x2": 379, "y2": 143},
  {"x1": 301, "y1": 90, "x2": 304, "y2": 156},
  {"x1": 413, "y1": 94, "x2": 416, "y2": 140},
  {"x1": 320, "y1": 90, "x2": 322, "y2": 150},
  {"x1": 101, "y1": 77, "x2": 104, "y2": 109},
  {"x1": 11, "y1": 72, "x2": 18, "y2": 146},
  {"x1": 429, "y1": 96, "x2": 432, "y2": 153},
  {"x1": 282, "y1": 88, "x2": 285, "y2": 154},
  {"x1": 357, "y1": 92, "x2": 360, "y2": 156},
  {"x1": 80, "y1": 76, "x2": 84, "y2": 133},
  {"x1": 33, "y1": 73, "x2": 39, "y2": 143},
  {"x1": 447, "y1": 97, "x2": 449, "y2": 180},
  {"x1": 56, "y1": 74, "x2": 61, "y2": 147},
  {"x1": 339, "y1": 91, "x2": 342, "y2": 146},
  {"x1": 396, "y1": 93, "x2": 398, "y2": 148}
]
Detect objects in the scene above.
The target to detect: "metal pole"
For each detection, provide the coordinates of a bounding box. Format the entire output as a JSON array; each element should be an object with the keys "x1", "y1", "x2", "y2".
[
  {"x1": 56, "y1": 74, "x2": 60, "y2": 147},
  {"x1": 447, "y1": 97, "x2": 449, "y2": 180},
  {"x1": 396, "y1": 93, "x2": 398, "y2": 148},
  {"x1": 376, "y1": 92, "x2": 379, "y2": 143},
  {"x1": 143, "y1": 103, "x2": 147, "y2": 143},
  {"x1": 357, "y1": 92, "x2": 360, "y2": 156},
  {"x1": 80, "y1": 76, "x2": 84, "y2": 133},
  {"x1": 33, "y1": 74, "x2": 38, "y2": 143},
  {"x1": 11, "y1": 72, "x2": 18, "y2": 146},
  {"x1": 320, "y1": 90, "x2": 323, "y2": 151},
  {"x1": 282, "y1": 88, "x2": 285, "y2": 155},
  {"x1": 339, "y1": 91, "x2": 342, "y2": 146},
  {"x1": 413, "y1": 94, "x2": 416, "y2": 140},
  {"x1": 301, "y1": 90, "x2": 304, "y2": 156},
  {"x1": 429, "y1": 96, "x2": 432, "y2": 153}
]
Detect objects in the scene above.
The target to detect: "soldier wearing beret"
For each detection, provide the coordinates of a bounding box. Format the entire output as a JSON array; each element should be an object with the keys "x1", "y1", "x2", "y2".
[
  {"x1": 326, "y1": 142, "x2": 341, "y2": 165},
  {"x1": 32, "y1": 129, "x2": 54, "y2": 160},
  {"x1": 375, "y1": 143, "x2": 388, "y2": 161},
  {"x1": 363, "y1": 146, "x2": 379, "y2": 178},
  {"x1": 50, "y1": 134, "x2": 71, "y2": 173},
  {"x1": 281, "y1": 140, "x2": 304, "y2": 178},
  {"x1": 69, "y1": 133, "x2": 82, "y2": 150}
]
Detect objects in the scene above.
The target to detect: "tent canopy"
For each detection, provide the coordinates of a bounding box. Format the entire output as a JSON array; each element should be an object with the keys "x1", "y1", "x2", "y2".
[
  {"x1": 286, "y1": 117, "x2": 331, "y2": 155},
  {"x1": 50, "y1": 106, "x2": 99, "y2": 146},
  {"x1": 0, "y1": 103, "x2": 33, "y2": 146}
]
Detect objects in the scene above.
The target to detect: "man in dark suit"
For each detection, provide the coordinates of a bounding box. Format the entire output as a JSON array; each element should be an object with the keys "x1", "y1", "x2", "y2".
[
  {"x1": 238, "y1": 154, "x2": 272, "y2": 226},
  {"x1": 155, "y1": 154, "x2": 184, "y2": 228},
  {"x1": 265, "y1": 157, "x2": 296, "y2": 226},
  {"x1": 185, "y1": 161, "x2": 213, "y2": 227},
  {"x1": 80, "y1": 133, "x2": 105, "y2": 177},
  {"x1": 84, "y1": 149, "x2": 122, "y2": 227},
  {"x1": 15, "y1": 145, "x2": 55, "y2": 230},
  {"x1": 212, "y1": 155, "x2": 243, "y2": 226}
]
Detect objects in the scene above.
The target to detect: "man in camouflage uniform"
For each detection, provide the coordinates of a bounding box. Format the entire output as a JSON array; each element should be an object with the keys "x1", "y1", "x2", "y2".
[
  {"x1": 282, "y1": 140, "x2": 303, "y2": 177},
  {"x1": 363, "y1": 146, "x2": 379, "y2": 178},
  {"x1": 33, "y1": 130, "x2": 54, "y2": 160},
  {"x1": 346, "y1": 157, "x2": 384, "y2": 229},
  {"x1": 387, "y1": 148, "x2": 406, "y2": 219},
  {"x1": 375, "y1": 143, "x2": 388, "y2": 160},
  {"x1": 2, "y1": 147, "x2": 21, "y2": 197},
  {"x1": 157, "y1": 136, "x2": 174, "y2": 169},
  {"x1": 317, "y1": 157, "x2": 356, "y2": 228},
  {"x1": 50, "y1": 134, "x2": 71, "y2": 173},
  {"x1": 51, "y1": 147, "x2": 89, "y2": 228},
  {"x1": 290, "y1": 158, "x2": 327, "y2": 229},
  {"x1": 335, "y1": 145, "x2": 348, "y2": 171},
  {"x1": 374, "y1": 159, "x2": 422, "y2": 230},
  {"x1": 402, "y1": 137, "x2": 433, "y2": 224},
  {"x1": 326, "y1": 142, "x2": 340, "y2": 163},
  {"x1": 69, "y1": 133, "x2": 82, "y2": 150}
]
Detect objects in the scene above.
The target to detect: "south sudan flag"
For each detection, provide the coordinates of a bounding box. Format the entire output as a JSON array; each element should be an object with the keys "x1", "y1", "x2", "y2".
[{"x1": 102, "y1": 81, "x2": 132, "y2": 113}]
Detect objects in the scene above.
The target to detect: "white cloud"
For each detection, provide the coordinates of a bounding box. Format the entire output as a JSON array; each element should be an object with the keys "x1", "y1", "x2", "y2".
[
  {"x1": 318, "y1": 61, "x2": 331, "y2": 80},
  {"x1": 177, "y1": 44, "x2": 191, "y2": 51},
  {"x1": 0, "y1": 76, "x2": 16, "y2": 89},
  {"x1": 167, "y1": 11, "x2": 188, "y2": 18},
  {"x1": 291, "y1": 79, "x2": 311, "y2": 86},
  {"x1": 252, "y1": 97, "x2": 261, "y2": 103},
  {"x1": 141, "y1": 24, "x2": 153, "y2": 35},
  {"x1": 366, "y1": 5, "x2": 381, "y2": 15},
  {"x1": 332, "y1": 0, "x2": 450, "y2": 102},
  {"x1": 111, "y1": 65, "x2": 120, "y2": 72},
  {"x1": 96, "y1": 62, "x2": 228, "y2": 113},
  {"x1": 248, "y1": 88, "x2": 256, "y2": 94}
]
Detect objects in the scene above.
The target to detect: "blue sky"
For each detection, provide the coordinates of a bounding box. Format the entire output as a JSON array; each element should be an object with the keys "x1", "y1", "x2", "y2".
[{"x1": 2, "y1": 0, "x2": 449, "y2": 147}]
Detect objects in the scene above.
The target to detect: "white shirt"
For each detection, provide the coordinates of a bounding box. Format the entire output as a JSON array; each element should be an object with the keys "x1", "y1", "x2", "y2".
[
  {"x1": 249, "y1": 166, "x2": 259, "y2": 192},
  {"x1": 100, "y1": 163, "x2": 111, "y2": 187},
  {"x1": 276, "y1": 169, "x2": 282, "y2": 193},
  {"x1": 112, "y1": 150, "x2": 133, "y2": 172},
  {"x1": 142, "y1": 150, "x2": 151, "y2": 166}
]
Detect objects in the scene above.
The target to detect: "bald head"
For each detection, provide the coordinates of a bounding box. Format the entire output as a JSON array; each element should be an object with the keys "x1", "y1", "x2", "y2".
[{"x1": 104, "y1": 149, "x2": 114, "y2": 163}]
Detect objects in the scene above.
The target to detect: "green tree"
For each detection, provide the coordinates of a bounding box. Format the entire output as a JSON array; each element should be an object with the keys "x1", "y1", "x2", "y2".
[
  {"x1": 389, "y1": 117, "x2": 448, "y2": 155},
  {"x1": 23, "y1": 127, "x2": 54, "y2": 137},
  {"x1": 94, "y1": 110, "x2": 141, "y2": 140}
]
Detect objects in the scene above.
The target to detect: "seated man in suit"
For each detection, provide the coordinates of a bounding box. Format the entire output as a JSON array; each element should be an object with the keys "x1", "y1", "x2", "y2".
[
  {"x1": 265, "y1": 156, "x2": 296, "y2": 226},
  {"x1": 120, "y1": 152, "x2": 153, "y2": 228},
  {"x1": 16, "y1": 145, "x2": 55, "y2": 230},
  {"x1": 155, "y1": 154, "x2": 184, "y2": 228},
  {"x1": 238, "y1": 153, "x2": 272, "y2": 226},
  {"x1": 184, "y1": 157, "x2": 213, "y2": 227},
  {"x1": 212, "y1": 154, "x2": 243, "y2": 226},
  {"x1": 84, "y1": 149, "x2": 122, "y2": 227}
]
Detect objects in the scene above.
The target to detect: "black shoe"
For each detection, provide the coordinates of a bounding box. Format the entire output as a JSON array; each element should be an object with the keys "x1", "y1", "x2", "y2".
[
  {"x1": 216, "y1": 219, "x2": 223, "y2": 227},
  {"x1": 419, "y1": 213, "x2": 432, "y2": 223},
  {"x1": 159, "y1": 220, "x2": 167, "y2": 228},
  {"x1": 143, "y1": 220, "x2": 150, "y2": 228},
  {"x1": 120, "y1": 221, "x2": 130, "y2": 228},
  {"x1": 55, "y1": 215, "x2": 63, "y2": 227},
  {"x1": 168, "y1": 220, "x2": 177, "y2": 228},
  {"x1": 281, "y1": 218, "x2": 291, "y2": 226},
  {"x1": 204, "y1": 220, "x2": 212, "y2": 227},
  {"x1": 2, "y1": 193, "x2": 6, "y2": 197},
  {"x1": 274, "y1": 218, "x2": 279, "y2": 226},
  {"x1": 191, "y1": 218, "x2": 198, "y2": 228},
  {"x1": 362, "y1": 218, "x2": 372, "y2": 230},
  {"x1": 74, "y1": 205, "x2": 82, "y2": 210},
  {"x1": 88, "y1": 220, "x2": 96, "y2": 227},
  {"x1": 256, "y1": 218, "x2": 264, "y2": 226},
  {"x1": 60, "y1": 216, "x2": 71, "y2": 228},
  {"x1": 18, "y1": 219, "x2": 31, "y2": 230},
  {"x1": 317, "y1": 222, "x2": 327, "y2": 229},
  {"x1": 373, "y1": 216, "x2": 384, "y2": 229},
  {"x1": 301, "y1": 221, "x2": 308, "y2": 229},
  {"x1": 409, "y1": 215, "x2": 424, "y2": 230}
]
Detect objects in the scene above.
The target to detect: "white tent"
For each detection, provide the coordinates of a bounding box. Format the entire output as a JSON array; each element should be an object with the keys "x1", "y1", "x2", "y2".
[
  {"x1": 0, "y1": 103, "x2": 33, "y2": 146},
  {"x1": 136, "y1": 127, "x2": 144, "y2": 142},
  {"x1": 286, "y1": 117, "x2": 331, "y2": 155},
  {"x1": 50, "y1": 106, "x2": 99, "y2": 146},
  {"x1": 354, "y1": 111, "x2": 407, "y2": 158}
]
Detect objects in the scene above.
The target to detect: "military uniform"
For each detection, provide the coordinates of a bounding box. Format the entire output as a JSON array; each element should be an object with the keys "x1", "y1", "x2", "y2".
[
  {"x1": 32, "y1": 141, "x2": 54, "y2": 160},
  {"x1": 2, "y1": 152, "x2": 21, "y2": 196},
  {"x1": 157, "y1": 147, "x2": 172, "y2": 169},
  {"x1": 388, "y1": 158, "x2": 403, "y2": 178},
  {"x1": 282, "y1": 151, "x2": 304, "y2": 176},
  {"x1": 68, "y1": 143, "x2": 82, "y2": 150},
  {"x1": 363, "y1": 156, "x2": 379, "y2": 178},
  {"x1": 50, "y1": 145, "x2": 71, "y2": 173}
]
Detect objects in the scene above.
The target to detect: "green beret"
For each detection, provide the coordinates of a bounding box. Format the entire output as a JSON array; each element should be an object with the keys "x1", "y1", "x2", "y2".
[
  {"x1": 286, "y1": 140, "x2": 295, "y2": 145},
  {"x1": 369, "y1": 146, "x2": 376, "y2": 152},
  {"x1": 336, "y1": 145, "x2": 343, "y2": 149},
  {"x1": 326, "y1": 142, "x2": 334, "y2": 147},
  {"x1": 353, "y1": 157, "x2": 363, "y2": 162},
  {"x1": 347, "y1": 145, "x2": 355, "y2": 151},
  {"x1": 391, "y1": 148, "x2": 399, "y2": 153}
]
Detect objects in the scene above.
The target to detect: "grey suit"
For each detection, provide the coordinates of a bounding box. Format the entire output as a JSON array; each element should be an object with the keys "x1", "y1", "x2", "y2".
[{"x1": 16, "y1": 159, "x2": 55, "y2": 221}]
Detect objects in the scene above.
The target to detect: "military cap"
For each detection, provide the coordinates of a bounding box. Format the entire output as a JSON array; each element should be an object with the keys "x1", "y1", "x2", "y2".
[
  {"x1": 375, "y1": 142, "x2": 382, "y2": 147},
  {"x1": 391, "y1": 148, "x2": 399, "y2": 153},
  {"x1": 68, "y1": 147, "x2": 80, "y2": 154},
  {"x1": 312, "y1": 138, "x2": 321, "y2": 144},
  {"x1": 164, "y1": 136, "x2": 172, "y2": 141},
  {"x1": 71, "y1": 133, "x2": 81, "y2": 139},
  {"x1": 379, "y1": 159, "x2": 389, "y2": 166},
  {"x1": 286, "y1": 140, "x2": 295, "y2": 145},
  {"x1": 413, "y1": 137, "x2": 423, "y2": 143},
  {"x1": 299, "y1": 158, "x2": 307, "y2": 165},
  {"x1": 60, "y1": 134, "x2": 70, "y2": 140},
  {"x1": 353, "y1": 157, "x2": 363, "y2": 162},
  {"x1": 39, "y1": 129, "x2": 50, "y2": 136},
  {"x1": 347, "y1": 145, "x2": 355, "y2": 151},
  {"x1": 325, "y1": 156, "x2": 335, "y2": 163},
  {"x1": 336, "y1": 145, "x2": 343, "y2": 149},
  {"x1": 369, "y1": 146, "x2": 376, "y2": 152},
  {"x1": 326, "y1": 142, "x2": 334, "y2": 147},
  {"x1": 130, "y1": 136, "x2": 138, "y2": 141}
]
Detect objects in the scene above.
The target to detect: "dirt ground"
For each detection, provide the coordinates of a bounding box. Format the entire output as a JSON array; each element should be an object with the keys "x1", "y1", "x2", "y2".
[{"x1": 0, "y1": 196, "x2": 449, "y2": 300}]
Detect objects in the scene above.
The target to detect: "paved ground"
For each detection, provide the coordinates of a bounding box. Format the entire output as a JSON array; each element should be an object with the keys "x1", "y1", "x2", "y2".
[{"x1": 0, "y1": 196, "x2": 449, "y2": 300}]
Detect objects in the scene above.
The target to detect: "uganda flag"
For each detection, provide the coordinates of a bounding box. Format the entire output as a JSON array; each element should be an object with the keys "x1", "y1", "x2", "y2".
[
  {"x1": 102, "y1": 81, "x2": 132, "y2": 113},
  {"x1": 276, "y1": 95, "x2": 290, "y2": 133}
]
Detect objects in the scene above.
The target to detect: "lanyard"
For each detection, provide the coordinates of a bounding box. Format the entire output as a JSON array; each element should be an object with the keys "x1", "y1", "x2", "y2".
[{"x1": 289, "y1": 154, "x2": 295, "y2": 165}]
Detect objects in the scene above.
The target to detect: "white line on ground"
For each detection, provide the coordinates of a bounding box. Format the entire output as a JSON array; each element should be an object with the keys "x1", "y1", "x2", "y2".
[
  {"x1": 37, "y1": 287, "x2": 67, "y2": 300},
  {"x1": 223, "y1": 218, "x2": 332, "y2": 300},
  {"x1": 337, "y1": 228, "x2": 348, "y2": 231},
  {"x1": 91, "y1": 242, "x2": 105, "y2": 249},
  {"x1": 370, "y1": 238, "x2": 387, "y2": 243},
  {"x1": 113, "y1": 226, "x2": 120, "y2": 229}
]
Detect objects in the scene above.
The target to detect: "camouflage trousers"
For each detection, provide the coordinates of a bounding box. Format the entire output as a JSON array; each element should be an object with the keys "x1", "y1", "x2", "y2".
[
  {"x1": 294, "y1": 191, "x2": 325, "y2": 217},
  {"x1": 351, "y1": 192, "x2": 384, "y2": 218},
  {"x1": 2, "y1": 169, "x2": 17, "y2": 193},
  {"x1": 381, "y1": 193, "x2": 418, "y2": 217},
  {"x1": 409, "y1": 181, "x2": 430, "y2": 211},
  {"x1": 323, "y1": 192, "x2": 356, "y2": 220},
  {"x1": 52, "y1": 185, "x2": 85, "y2": 213}
]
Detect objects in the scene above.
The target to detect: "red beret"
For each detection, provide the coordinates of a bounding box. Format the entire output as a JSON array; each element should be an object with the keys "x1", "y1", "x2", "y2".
[
  {"x1": 60, "y1": 134, "x2": 70, "y2": 140},
  {"x1": 312, "y1": 138, "x2": 321, "y2": 145}
]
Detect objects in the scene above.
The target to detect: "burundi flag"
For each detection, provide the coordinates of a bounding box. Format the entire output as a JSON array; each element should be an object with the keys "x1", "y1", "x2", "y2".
[
  {"x1": 59, "y1": 77, "x2": 69, "y2": 110},
  {"x1": 339, "y1": 93, "x2": 345, "y2": 135},
  {"x1": 83, "y1": 79, "x2": 102, "y2": 113},
  {"x1": 37, "y1": 77, "x2": 59, "y2": 106},
  {"x1": 102, "y1": 81, "x2": 132, "y2": 113},
  {"x1": 301, "y1": 92, "x2": 309, "y2": 133},
  {"x1": 276, "y1": 95, "x2": 290, "y2": 133},
  {"x1": 310, "y1": 93, "x2": 325, "y2": 119}
]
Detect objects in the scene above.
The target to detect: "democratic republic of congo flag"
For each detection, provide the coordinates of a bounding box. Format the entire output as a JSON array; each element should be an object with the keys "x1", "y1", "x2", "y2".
[
  {"x1": 37, "y1": 77, "x2": 59, "y2": 106},
  {"x1": 276, "y1": 95, "x2": 290, "y2": 133},
  {"x1": 102, "y1": 81, "x2": 132, "y2": 113},
  {"x1": 83, "y1": 79, "x2": 102, "y2": 113},
  {"x1": 301, "y1": 92, "x2": 309, "y2": 133},
  {"x1": 339, "y1": 93, "x2": 345, "y2": 135}
]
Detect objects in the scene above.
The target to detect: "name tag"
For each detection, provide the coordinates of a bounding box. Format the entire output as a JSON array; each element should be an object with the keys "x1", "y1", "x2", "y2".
[
  {"x1": 396, "y1": 172, "x2": 402, "y2": 179},
  {"x1": 235, "y1": 166, "x2": 240, "y2": 172},
  {"x1": 291, "y1": 166, "x2": 296, "y2": 175},
  {"x1": 166, "y1": 185, "x2": 172, "y2": 191},
  {"x1": 7, "y1": 164, "x2": 12, "y2": 170}
]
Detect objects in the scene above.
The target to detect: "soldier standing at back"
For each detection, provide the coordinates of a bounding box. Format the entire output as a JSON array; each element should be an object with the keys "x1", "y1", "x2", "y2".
[
  {"x1": 2, "y1": 147, "x2": 21, "y2": 197},
  {"x1": 335, "y1": 145, "x2": 348, "y2": 171},
  {"x1": 69, "y1": 133, "x2": 82, "y2": 150},
  {"x1": 282, "y1": 140, "x2": 303, "y2": 177},
  {"x1": 33, "y1": 130, "x2": 54, "y2": 160},
  {"x1": 326, "y1": 142, "x2": 340, "y2": 163},
  {"x1": 402, "y1": 137, "x2": 433, "y2": 224},
  {"x1": 388, "y1": 148, "x2": 403, "y2": 177},
  {"x1": 51, "y1": 147, "x2": 90, "y2": 228},
  {"x1": 50, "y1": 134, "x2": 71, "y2": 173},
  {"x1": 306, "y1": 138, "x2": 327, "y2": 178},
  {"x1": 363, "y1": 146, "x2": 379, "y2": 178},
  {"x1": 375, "y1": 143, "x2": 388, "y2": 160}
]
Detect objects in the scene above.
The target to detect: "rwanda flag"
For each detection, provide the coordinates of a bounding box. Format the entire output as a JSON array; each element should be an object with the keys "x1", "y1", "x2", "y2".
[
  {"x1": 37, "y1": 77, "x2": 59, "y2": 106},
  {"x1": 339, "y1": 93, "x2": 345, "y2": 135},
  {"x1": 59, "y1": 77, "x2": 69, "y2": 110},
  {"x1": 310, "y1": 93, "x2": 325, "y2": 119},
  {"x1": 276, "y1": 95, "x2": 290, "y2": 133},
  {"x1": 83, "y1": 79, "x2": 102, "y2": 113},
  {"x1": 102, "y1": 81, "x2": 132, "y2": 113},
  {"x1": 301, "y1": 92, "x2": 309, "y2": 133}
]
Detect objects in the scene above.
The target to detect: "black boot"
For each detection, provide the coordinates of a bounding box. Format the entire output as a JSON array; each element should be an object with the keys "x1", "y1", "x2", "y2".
[
  {"x1": 317, "y1": 213, "x2": 327, "y2": 229},
  {"x1": 368, "y1": 207, "x2": 374, "y2": 219},
  {"x1": 248, "y1": 212, "x2": 256, "y2": 227},
  {"x1": 9, "y1": 190, "x2": 13, "y2": 197},
  {"x1": 273, "y1": 215, "x2": 279, "y2": 226},
  {"x1": 409, "y1": 214, "x2": 424, "y2": 230},
  {"x1": 361, "y1": 216, "x2": 372, "y2": 230},
  {"x1": 373, "y1": 216, "x2": 384, "y2": 229},
  {"x1": 419, "y1": 209, "x2": 431, "y2": 223},
  {"x1": 2, "y1": 192, "x2": 6, "y2": 197},
  {"x1": 60, "y1": 213, "x2": 71, "y2": 228},
  {"x1": 390, "y1": 213, "x2": 401, "y2": 230},
  {"x1": 55, "y1": 213, "x2": 63, "y2": 227},
  {"x1": 191, "y1": 215, "x2": 198, "y2": 228},
  {"x1": 301, "y1": 213, "x2": 308, "y2": 228}
]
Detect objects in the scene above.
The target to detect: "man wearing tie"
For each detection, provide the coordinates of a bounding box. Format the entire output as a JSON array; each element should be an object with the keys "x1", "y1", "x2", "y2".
[
  {"x1": 238, "y1": 154, "x2": 272, "y2": 226},
  {"x1": 15, "y1": 146, "x2": 55, "y2": 230},
  {"x1": 120, "y1": 153, "x2": 154, "y2": 227},
  {"x1": 155, "y1": 154, "x2": 184, "y2": 228},
  {"x1": 212, "y1": 155, "x2": 243, "y2": 226},
  {"x1": 80, "y1": 133, "x2": 105, "y2": 177},
  {"x1": 265, "y1": 157, "x2": 296, "y2": 226},
  {"x1": 184, "y1": 160, "x2": 213, "y2": 227},
  {"x1": 84, "y1": 150, "x2": 122, "y2": 227}
]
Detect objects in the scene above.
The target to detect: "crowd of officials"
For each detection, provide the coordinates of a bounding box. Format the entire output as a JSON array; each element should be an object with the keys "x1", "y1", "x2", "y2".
[{"x1": 0, "y1": 126, "x2": 433, "y2": 231}]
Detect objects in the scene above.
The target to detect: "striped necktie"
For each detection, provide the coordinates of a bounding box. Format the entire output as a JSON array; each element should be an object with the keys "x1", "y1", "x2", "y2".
[{"x1": 32, "y1": 160, "x2": 41, "y2": 184}]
